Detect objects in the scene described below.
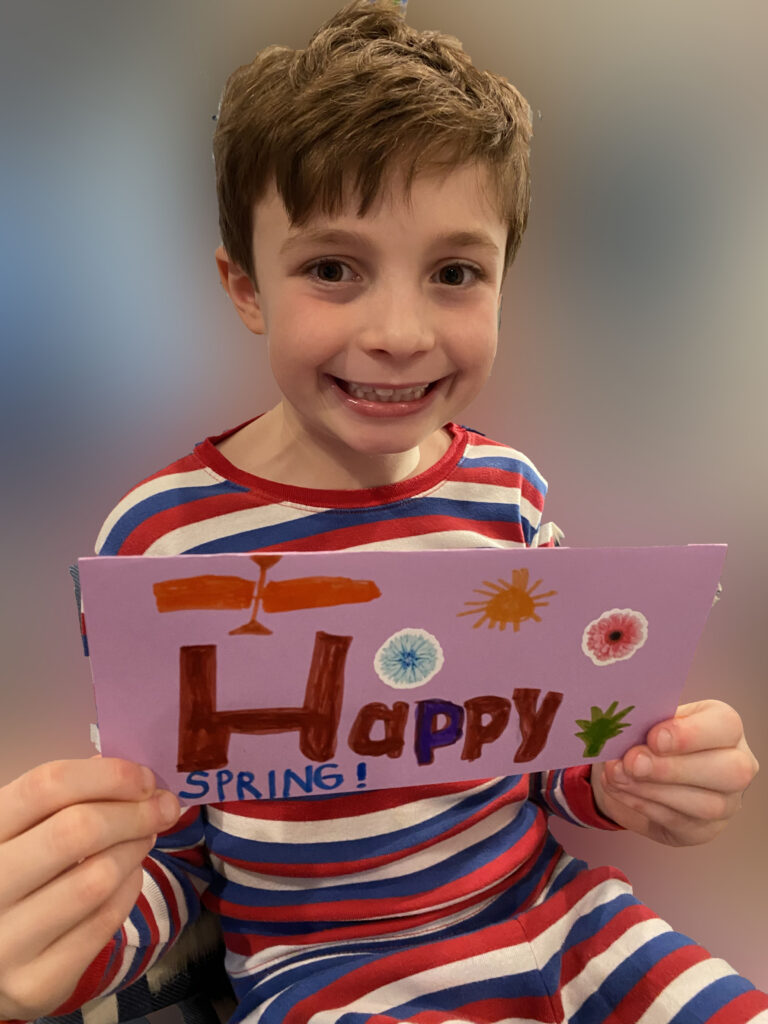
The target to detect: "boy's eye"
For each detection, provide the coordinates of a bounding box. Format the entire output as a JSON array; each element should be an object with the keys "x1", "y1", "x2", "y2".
[
  {"x1": 307, "y1": 259, "x2": 355, "y2": 283},
  {"x1": 436, "y1": 263, "x2": 480, "y2": 286}
]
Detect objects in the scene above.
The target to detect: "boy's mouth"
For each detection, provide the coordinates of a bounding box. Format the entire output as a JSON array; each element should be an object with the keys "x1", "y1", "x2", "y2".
[{"x1": 333, "y1": 378, "x2": 435, "y2": 403}]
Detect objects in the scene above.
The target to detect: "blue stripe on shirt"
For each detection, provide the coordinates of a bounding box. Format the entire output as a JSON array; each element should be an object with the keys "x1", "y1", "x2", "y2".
[
  {"x1": 99, "y1": 481, "x2": 249, "y2": 554},
  {"x1": 458, "y1": 453, "x2": 548, "y2": 495},
  {"x1": 208, "y1": 811, "x2": 536, "y2": 908},
  {"x1": 188, "y1": 497, "x2": 534, "y2": 554},
  {"x1": 207, "y1": 777, "x2": 523, "y2": 866},
  {"x1": 568, "y1": 931, "x2": 697, "y2": 1024},
  {"x1": 669, "y1": 975, "x2": 758, "y2": 1023}
]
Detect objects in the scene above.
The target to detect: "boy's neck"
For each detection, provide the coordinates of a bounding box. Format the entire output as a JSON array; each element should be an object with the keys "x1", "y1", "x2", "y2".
[{"x1": 215, "y1": 405, "x2": 453, "y2": 491}]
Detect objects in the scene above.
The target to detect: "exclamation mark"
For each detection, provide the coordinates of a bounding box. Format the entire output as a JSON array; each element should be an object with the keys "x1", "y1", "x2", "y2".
[{"x1": 356, "y1": 762, "x2": 368, "y2": 789}]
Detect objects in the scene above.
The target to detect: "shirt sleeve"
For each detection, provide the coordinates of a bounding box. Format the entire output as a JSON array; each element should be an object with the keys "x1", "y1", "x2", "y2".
[
  {"x1": 530, "y1": 520, "x2": 565, "y2": 549},
  {"x1": 51, "y1": 806, "x2": 210, "y2": 1014},
  {"x1": 529, "y1": 764, "x2": 623, "y2": 830}
]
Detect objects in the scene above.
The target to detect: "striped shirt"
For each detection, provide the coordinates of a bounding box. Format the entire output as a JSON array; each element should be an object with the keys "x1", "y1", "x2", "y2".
[
  {"x1": 96, "y1": 420, "x2": 561, "y2": 557},
  {"x1": 63, "y1": 422, "x2": 766, "y2": 1023}
]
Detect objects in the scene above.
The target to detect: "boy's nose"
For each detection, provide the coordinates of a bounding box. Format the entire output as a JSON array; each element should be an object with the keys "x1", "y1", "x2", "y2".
[{"x1": 357, "y1": 292, "x2": 435, "y2": 358}]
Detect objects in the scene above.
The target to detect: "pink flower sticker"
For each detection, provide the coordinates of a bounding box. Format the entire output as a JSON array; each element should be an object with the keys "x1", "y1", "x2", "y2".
[{"x1": 582, "y1": 608, "x2": 648, "y2": 666}]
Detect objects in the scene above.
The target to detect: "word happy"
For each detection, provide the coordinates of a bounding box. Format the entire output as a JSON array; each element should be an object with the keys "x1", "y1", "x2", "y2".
[{"x1": 177, "y1": 631, "x2": 564, "y2": 774}]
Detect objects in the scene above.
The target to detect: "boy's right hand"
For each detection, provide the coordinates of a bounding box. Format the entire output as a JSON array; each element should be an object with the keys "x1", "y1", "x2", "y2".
[{"x1": 0, "y1": 758, "x2": 181, "y2": 1021}]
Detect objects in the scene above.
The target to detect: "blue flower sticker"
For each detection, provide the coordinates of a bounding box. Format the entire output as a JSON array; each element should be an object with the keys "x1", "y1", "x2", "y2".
[{"x1": 374, "y1": 628, "x2": 444, "y2": 689}]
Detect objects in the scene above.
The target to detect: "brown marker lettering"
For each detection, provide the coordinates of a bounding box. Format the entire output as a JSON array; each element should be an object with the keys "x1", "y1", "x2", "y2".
[
  {"x1": 512, "y1": 687, "x2": 564, "y2": 762},
  {"x1": 462, "y1": 696, "x2": 512, "y2": 761},
  {"x1": 177, "y1": 631, "x2": 351, "y2": 771},
  {"x1": 348, "y1": 701, "x2": 409, "y2": 758}
]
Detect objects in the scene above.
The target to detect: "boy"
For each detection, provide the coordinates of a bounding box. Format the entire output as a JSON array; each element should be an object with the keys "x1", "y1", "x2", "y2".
[{"x1": 0, "y1": 3, "x2": 763, "y2": 1022}]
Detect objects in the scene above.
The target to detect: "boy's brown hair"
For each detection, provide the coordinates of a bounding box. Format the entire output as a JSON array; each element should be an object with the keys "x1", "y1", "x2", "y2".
[{"x1": 213, "y1": 0, "x2": 532, "y2": 283}]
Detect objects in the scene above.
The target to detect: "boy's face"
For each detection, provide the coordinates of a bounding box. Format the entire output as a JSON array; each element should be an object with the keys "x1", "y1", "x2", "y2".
[{"x1": 222, "y1": 162, "x2": 507, "y2": 485}]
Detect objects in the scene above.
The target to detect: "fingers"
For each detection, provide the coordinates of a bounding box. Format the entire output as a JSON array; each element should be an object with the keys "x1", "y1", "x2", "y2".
[
  {"x1": 0, "y1": 759, "x2": 157, "y2": 843},
  {"x1": 0, "y1": 836, "x2": 153, "y2": 971},
  {"x1": 0, "y1": 758, "x2": 182, "y2": 1020},
  {"x1": 605, "y1": 791, "x2": 730, "y2": 848},
  {"x1": 608, "y1": 744, "x2": 757, "y2": 794},
  {"x1": 647, "y1": 699, "x2": 746, "y2": 756},
  {"x1": 0, "y1": 861, "x2": 147, "y2": 1020},
  {"x1": 611, "y1": 699, "x2": 758, "y2": 795},
  {"x1": 595, "y1": 700, "x2": 758, "y2": 847},
  {"x1": 601, "y1": 771, "x2": 742, "y2": 822},
  {"x1": 0, "y1": 790, "x2": 180, "y2": 908}
]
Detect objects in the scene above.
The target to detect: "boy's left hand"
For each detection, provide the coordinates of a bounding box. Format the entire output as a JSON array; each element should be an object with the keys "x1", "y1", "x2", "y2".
[{"x1": 591, "y1": 699, "x2": 759, "y2": 846}]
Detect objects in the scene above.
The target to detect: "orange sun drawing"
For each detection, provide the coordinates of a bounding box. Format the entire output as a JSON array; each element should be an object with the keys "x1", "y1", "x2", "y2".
[{"x1": 457, "y1": 568, "x2": 557, "y2": 632}]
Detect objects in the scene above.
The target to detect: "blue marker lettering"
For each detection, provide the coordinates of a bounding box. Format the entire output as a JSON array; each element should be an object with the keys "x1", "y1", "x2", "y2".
[
  {"x1": 415, "y1": 699, "x2": 464, "y2": 766},
  {"x1": 282, "y1": 766, "x2": 313, "y2": 798},
  {"x1": 179, "y1": 770, "x2": 210, "y2": 800},
  {"x1": 314, "y1": 763, "x2": 344, "y2": 791},
  {"x1": 236, "y1": 771, "x2": 262, "y2": 800},
  {"x1": 216, "y1": 768, "x2": 234, "y2": 801}
]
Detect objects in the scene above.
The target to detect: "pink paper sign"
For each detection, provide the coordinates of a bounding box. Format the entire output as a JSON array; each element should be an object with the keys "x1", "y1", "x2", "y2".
[{"x1": 78, "y1": 545, "x2": 725, "y2": 804}]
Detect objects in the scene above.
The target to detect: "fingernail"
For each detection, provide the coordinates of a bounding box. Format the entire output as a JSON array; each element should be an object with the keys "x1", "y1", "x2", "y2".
[
  {"x1": 632, "y1": 752, "x2": 652, "y2": 778},
  {"x1": 157, "y1": 790, "x2": 180, "y2": 825},
  {"x1": 612, "y1": 763, "x2": 629, "y2": 785},
  {"x1": 656, "y1": 728, "x2": 673, "y2": 754},
  {"x1": 141, "y1": 766, "x2": 156, "y2": 793}
]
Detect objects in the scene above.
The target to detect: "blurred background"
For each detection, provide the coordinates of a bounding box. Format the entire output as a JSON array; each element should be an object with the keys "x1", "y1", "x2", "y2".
[{"x1": 1, "y1": 0, "x2": 766, "y2": 988}]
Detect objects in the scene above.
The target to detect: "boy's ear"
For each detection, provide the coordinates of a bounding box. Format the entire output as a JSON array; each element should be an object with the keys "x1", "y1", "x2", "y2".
[{"x1": 214, "y1": 245, "x2": 266, "y2": 335}]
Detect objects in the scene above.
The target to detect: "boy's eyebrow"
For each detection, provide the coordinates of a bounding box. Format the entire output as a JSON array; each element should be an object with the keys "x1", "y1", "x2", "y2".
[
  {"x1": 279, "y1": 228, "x2": 501, "y2": 257},
  {"x1": 434, "y1": 230, "x2": 502, "y2": 256},
  {"x1": 279, "y1": 229, "x2": 362, "y2": 256}
]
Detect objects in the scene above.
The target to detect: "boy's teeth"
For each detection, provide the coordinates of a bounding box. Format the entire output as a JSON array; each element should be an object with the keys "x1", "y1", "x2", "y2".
[{"x1": 345, "y1": 382, "x2": 428, "y2": 402}]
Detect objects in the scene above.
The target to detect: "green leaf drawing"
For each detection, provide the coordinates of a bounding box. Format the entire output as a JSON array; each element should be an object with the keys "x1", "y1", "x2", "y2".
[{"x1": 575, "y1": 701, "x2": 635, "y2": 758}]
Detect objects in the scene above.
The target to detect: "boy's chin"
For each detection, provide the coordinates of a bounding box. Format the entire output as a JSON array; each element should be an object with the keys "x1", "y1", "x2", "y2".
[
  {"x1": 332, "y1": 422, "x2": 445, "y2": 454},
  {"x1": 325, "y1": 425, "x2": 451, "y2": 483},
  {"x1": 273, "y1": 403, "x2": 452, "y2": 487}
]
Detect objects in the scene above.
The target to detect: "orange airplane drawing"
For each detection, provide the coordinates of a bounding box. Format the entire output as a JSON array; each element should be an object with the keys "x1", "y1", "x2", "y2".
[{"x1": 153, "y1": 555, "x2": 381, "y2": 635}]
